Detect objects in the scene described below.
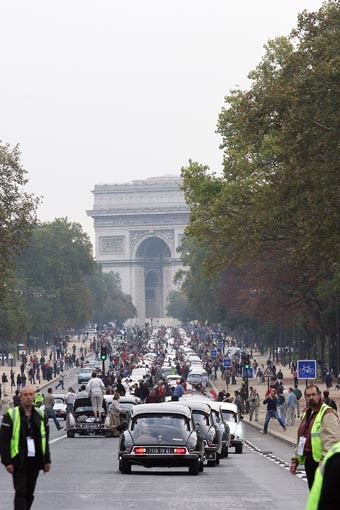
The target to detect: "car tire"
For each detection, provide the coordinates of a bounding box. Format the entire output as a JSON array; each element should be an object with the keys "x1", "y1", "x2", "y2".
[
  {"x1": 216, "y1": 453, "x2": 220, "y2": 465},
  {"x1": 120, "y1": 459, "x2": 131, "y2": 474},
  {"x1": 207, "y1": 460, "x2": 216, "y2": 467},
  {"x1": 223, "y1": 445, "x2": 229, "y2": 458},
  {"x1": 67, "y1": 431, "x2": 75, "y2": 438},
  {"x1": 199, "y1": 461, "x2": 204, "y2": 472},
  {"x1": 235, "y1": 444, "x2": 243, "y2": 454},
  {"x1": 189, "y1": 461, "x2": 200, "y2": 475}
]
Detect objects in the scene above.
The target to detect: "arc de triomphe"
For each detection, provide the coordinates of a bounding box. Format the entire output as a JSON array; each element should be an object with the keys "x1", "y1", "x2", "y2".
[{"x1": 87, "y1": 175, "x2": 189, "y2": 324}]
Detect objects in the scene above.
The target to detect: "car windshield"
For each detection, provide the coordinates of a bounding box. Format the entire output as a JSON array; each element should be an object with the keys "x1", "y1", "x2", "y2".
[
  {"x1": 222, "y1": 411, "x2": 237, "y2": 423},
  {"x1": 54, "y1": 398, "x2": 64, "y2": 405},
  {"x1": 131, "y1": 414, "x2": 190, "y2": 444}
]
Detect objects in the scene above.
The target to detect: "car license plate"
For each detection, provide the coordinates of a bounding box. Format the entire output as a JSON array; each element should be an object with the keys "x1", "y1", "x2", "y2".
[{"x1": 146, "y1": 447, "x2": 173, "y2": 454}]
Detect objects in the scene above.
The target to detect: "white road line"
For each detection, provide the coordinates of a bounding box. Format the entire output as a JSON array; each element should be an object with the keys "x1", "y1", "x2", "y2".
[{"x1": 49, "y1": 434, "x2": 67, "y2": 444}]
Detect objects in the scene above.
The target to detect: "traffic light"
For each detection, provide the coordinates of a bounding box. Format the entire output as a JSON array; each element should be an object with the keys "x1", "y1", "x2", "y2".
[
  {"x1": 244, "y1": 354, "x2": 250, "y2": 370},
  {"x1": 100, "y1": 345, "x2": 107, "y2": 361}
]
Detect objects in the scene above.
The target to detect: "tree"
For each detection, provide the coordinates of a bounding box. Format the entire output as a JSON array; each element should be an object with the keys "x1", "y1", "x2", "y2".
[{"x1": 0, "y1": 142, "x2": 39, "y2": 299}]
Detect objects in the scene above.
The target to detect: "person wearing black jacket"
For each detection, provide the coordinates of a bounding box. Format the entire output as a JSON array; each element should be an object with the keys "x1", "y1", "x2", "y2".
[
  {"x1": 260, "y1": 388, "x2": 287, "y2": 434},
  {"x1": 0, "y1": 385, "x2": 51, "y2": 510}
]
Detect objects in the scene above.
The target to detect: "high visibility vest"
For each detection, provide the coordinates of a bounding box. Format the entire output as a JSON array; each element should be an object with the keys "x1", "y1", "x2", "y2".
[
  {"x1": 7, "y1": 407, "x2": 46, "y2": 459},
  {"x1": 297, "y1": 403, "x2": 332, "y2": 464},
  {"x1": 306, "y1": 441, "x2": 340, "y2": 510},
  {"x1": 34, "y1": 393, "x2": 44, "y2": 405}
]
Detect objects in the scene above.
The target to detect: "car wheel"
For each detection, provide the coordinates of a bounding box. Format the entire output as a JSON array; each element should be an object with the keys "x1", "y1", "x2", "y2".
[
  {"x1": 216, "y1": 453, "x2": 220, "y2": 465},
  {"x1": 223, "y1": 445, "x2": 229, "y2": 458},
  {"x1": 189, "y1": 461, "x2": 200, "y2": 475},
  {"x1": 235, "y1": 444, "x2": 243, "y2": 454},
  {"x1": 207, "y1": 459, "x2": 216, "y2": 467},
  {"x1": 120, "y1": 459, "x2": 131, "y2": 474},
  {"x1": 105, "y1": 430, "x2": 113, "y2": 438},
  {"x1": 199, "y1": 461, "x2": 204, "y2": 472},
  {"x1": 67, "y1": 431, "x2": 75, "y2": 438}
]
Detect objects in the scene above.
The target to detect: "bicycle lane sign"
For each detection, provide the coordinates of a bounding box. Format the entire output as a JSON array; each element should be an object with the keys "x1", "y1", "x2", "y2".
[{"x1": 297, "y1": 360, "x2": 317, "y2": 380}]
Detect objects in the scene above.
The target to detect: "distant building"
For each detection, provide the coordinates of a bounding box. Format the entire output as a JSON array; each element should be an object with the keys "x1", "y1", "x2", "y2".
[{"x1": 87, "y1": 175, "x2": 189, "y2": 324}]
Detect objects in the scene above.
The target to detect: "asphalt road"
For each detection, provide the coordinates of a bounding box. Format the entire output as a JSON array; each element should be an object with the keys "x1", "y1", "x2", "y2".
[{"x1": 0, "y1": 368, "x2": 310, "y2": 510}]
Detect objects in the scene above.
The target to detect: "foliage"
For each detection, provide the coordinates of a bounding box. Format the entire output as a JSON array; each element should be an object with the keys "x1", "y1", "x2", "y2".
[
  {"x1": 181, "y1": 1, "x2": 340, "y2": 338},
  {"x1": 0, "y1": 142, "x2": 39, "y2": 299}
]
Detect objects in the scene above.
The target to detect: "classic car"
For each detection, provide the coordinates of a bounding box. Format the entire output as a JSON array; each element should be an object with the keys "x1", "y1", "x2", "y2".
[
  {"x1": 66, "y1": 397, "x2": 112, "y2": 437},
  {"x1": 104, "y1": 395, "x2": 142, "y2": 421},
  {"x1": 118, "y1": 403, "x2": 205, "y2": 475},
  {"x1": 77, "y1": 367, "x2": 93, "y2": 384},
  {"x1": 42, "y1": 394, "x2": 67, "y2": 421},
  {"x1": 220, "y1": 402, "x2": 245, "y2": 454},
  {"x1": 173, "y1": 400, "x2": 221, "y2": 467}
]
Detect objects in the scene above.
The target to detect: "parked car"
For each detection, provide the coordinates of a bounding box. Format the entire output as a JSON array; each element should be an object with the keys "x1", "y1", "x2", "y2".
[
  {"x1": 66, "y1": 397, "x2": 112, "y2": 438},
  {"x1": 118, "y1": 403, "x2": 205, "y2": 475},
  {"x1": 207, "y1": 401, "x2": 230, "y2": 458},
  {"x1": 220, "y1": 402, "x2": 245, "y2": 454}
]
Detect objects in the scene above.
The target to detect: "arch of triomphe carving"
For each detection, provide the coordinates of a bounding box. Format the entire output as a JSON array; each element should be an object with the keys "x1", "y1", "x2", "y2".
[{"x1": 87, "y1": 175, "x2": 189, "y2": 324}]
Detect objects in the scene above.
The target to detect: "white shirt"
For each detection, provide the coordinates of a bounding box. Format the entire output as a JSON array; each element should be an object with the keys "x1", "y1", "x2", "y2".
[{"x1": 87, "y1": 377, "x2": 104, "y2": 396}]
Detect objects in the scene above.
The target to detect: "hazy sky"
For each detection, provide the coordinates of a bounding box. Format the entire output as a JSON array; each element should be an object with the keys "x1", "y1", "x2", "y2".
[{"x1": 1, "y1": 0, "x2": 324, "y2": 245}]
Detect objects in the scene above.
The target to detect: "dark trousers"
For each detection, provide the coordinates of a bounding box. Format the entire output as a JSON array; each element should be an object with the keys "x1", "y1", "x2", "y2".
[
  {"x1": 304, "y1": 454, "x2": 319, "y2": 489},
  {"x1": 13, "y1": 459, "x2": 40, "y2": 510}
]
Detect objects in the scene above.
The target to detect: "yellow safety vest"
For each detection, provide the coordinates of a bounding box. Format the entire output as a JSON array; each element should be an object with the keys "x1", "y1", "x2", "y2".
[
  {"x1": 306, "y1": 441, "x2": 340, "y2": 510},
  {"x1": 297, "y1": 403, "x2": 332, "y2": 464},
  {"x1": 34, "y1": 393, "x2": 44, "y2": 405},
  {"x1": 7, "y1": 407, "x2": 46, "y2": 459}
]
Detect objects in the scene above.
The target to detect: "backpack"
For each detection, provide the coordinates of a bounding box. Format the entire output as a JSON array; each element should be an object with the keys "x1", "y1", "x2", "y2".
[{"x1": 294, "y1": 388, "x2": 302, "y2": 400}]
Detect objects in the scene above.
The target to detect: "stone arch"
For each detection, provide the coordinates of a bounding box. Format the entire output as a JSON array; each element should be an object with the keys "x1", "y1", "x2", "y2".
[{"x1": 134, "y1": 236, "x2": 172, "y2": 319}]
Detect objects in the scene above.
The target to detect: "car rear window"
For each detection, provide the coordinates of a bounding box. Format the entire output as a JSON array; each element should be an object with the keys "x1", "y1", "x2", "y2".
[
  {"x1": 222, "y1": 411, "x2": 237, "y2": 423},
  {"x1": 131, "y1": 414, "x2": 190, "y2": 441}
]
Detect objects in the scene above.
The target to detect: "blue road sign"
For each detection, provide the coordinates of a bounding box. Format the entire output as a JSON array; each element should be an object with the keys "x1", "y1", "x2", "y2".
[
  {"x1": 223, "y1": 357, "x2": 231, "y2": 367},
  {"x1": 242, "y1": 367, "x2": 254, "y2": 378},
  {"x1": 217, "y1": 341, "x2": 223, "y2": 349},
  {"x1": 213, "y1": 333, "x2": 219, "y2": 339},
  {"x1": 210, "y1": 348, "x2": 217, "y2": 358},
  {"x1": 297, "y1": 360, "x2": 316, "y2": 379}
]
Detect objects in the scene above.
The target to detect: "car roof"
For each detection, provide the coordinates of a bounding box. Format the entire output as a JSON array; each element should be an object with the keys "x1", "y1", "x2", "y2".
[
  {"x1": 171, "y1": 400, "x2": 211, "y2": 413},
  {"x1": 220, "y1": 402, "x2": 238, "y2": 413},
  {"x1": 131, "y1": 403, "x2": 192, "y2": 418}
]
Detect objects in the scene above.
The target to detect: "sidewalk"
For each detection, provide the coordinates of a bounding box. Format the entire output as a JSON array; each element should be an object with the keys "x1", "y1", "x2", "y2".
[
  {"x1": 212, "y1": 354, "x2": 340, "y2": 447},
  {"x1": 0, "y1": 334, "x2": 92, "y2": 405}
]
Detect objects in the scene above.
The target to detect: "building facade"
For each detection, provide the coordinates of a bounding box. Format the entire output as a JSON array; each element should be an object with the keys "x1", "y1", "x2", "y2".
[{"x1": 87, "y1": 175, "x2": 189, "y2": 324}]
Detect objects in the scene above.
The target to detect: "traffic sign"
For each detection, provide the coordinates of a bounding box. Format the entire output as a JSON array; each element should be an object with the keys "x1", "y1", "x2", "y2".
[
  {"x1": 263, "y1": 366, "x2": 276, "y2": 378},
  {"x1": 223, "y1": 357, "x2": 231, "y2": 367},
  {"x1": 242, "y1": 367, "x2": 254, "y2": 378},
  {"x1": 213, "y1": 333, "x2": 219, "y2": 339},
  {"x1": 210, "y1": 348, "x2": 217, "y2": 358},
  {"x1": 297, "y1": 360, "x2": 316, "y2": 379}
]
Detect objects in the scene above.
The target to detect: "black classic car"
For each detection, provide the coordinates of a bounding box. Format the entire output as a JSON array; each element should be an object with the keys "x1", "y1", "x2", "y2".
[
  {"x1": 118, "y1": 403, "x2": 205, "y2": 475},
  {"x1": 66, "y1": 397, "x2": 112, "y2": 437}
]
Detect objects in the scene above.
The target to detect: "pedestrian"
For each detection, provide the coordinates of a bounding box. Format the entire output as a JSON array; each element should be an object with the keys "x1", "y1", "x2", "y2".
[
  {"x1": 76, "y1": 385, "x2": 89, "y2": 398},
  {"x1": 286, "y1": 387, "x2": 297, "y2": 426},
  {"x1": 13, "y1": 390, "x2": 21, "y2": 407},
  {"x1": 109, "y1": 392, "x2": 124, "y2": 436},
  {"x1": 0, "y1": 385, "x2": 51, "y2": 509},
  {"x1": 86, "y1": 372, "x2": 104, "y2": 421},
  {"x1": 44, "y1": 388, "x2": 62, "y2": 431},
  {"x1": 322, "y1": 390, "x2": 337, "y2": 411},
  {"x1": 64, "y1": 387, "x2": 77, "y2": 414},
  {"x1": 2, "y1": 372, "x2": 8, "y2": 392},
  {"x1": 248, "y1": 387, "x2": 259, "y2": 422},
  {"x1": 55, "y1": 370, "x2": 65, "y2": 390},
  {"x1": 260, "y1": 388, "x2": 286, "y2": 434},
  {"x1": 234, "y1": 390, "x2": 243, "y2": 418},
  {"x1": 294, "y1": 384, "x2": 302, "y2": 418},
  {"x1": 277, "y1": 391, "x2": 286, "y2": 425},
  {"x1": 34, "y1": 388, "x2": 44, "y2": 408},
  {"x1": 290, "y1": 384, "x2": 340, "y2": 489},
  {"x1": 306, "y1": 441, "x2": 340, "y2": 509}
]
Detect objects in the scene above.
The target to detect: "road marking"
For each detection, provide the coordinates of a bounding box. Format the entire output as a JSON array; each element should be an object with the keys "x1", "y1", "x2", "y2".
[
  {"x1": 49, "y1": 434, "x2": 67, "y2": 444},
  {"x1": 245, "y1": 440, "x2": 307, "y2": 482}
]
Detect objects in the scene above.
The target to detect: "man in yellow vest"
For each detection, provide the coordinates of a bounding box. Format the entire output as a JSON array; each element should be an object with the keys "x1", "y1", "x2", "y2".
[
  {"x1": 306, "y1": 441, "x2": 340, "y2": 509},
  {"x1": 290, "y1": 384, "x2": 340, "y2": 489},
  {"x1": 0, "y1": 384, "x2": 51, "y2": 509}
]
